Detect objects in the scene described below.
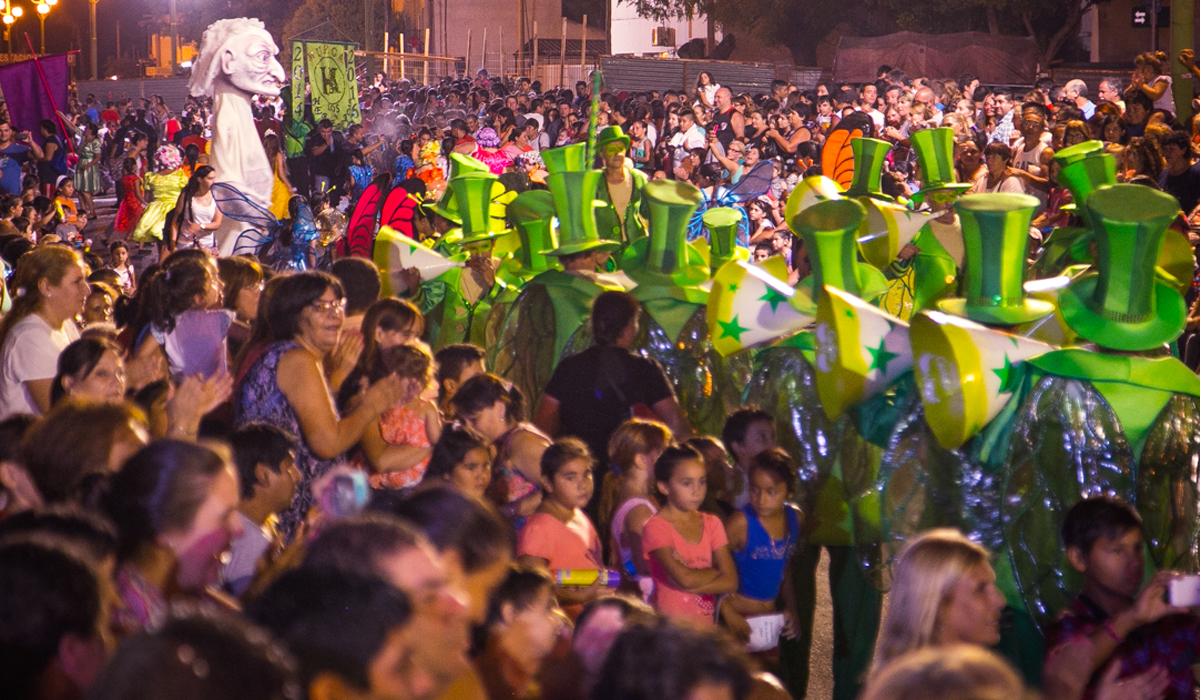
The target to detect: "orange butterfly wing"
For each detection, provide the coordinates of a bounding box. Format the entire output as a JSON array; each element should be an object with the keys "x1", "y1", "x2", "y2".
[{"x1": 822, "y1": 127, "x2": 863, "y2": 190}]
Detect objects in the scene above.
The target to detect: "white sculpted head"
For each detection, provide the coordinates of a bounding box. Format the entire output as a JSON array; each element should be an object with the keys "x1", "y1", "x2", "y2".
[{"x1": 188, "y1": 18, "x2": 286, "y2": 98}]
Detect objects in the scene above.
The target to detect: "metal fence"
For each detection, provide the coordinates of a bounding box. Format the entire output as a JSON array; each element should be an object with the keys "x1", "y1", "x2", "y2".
[
  {"x1": 76, "y1": 78, "x2": 192, "y2": 110},
  {"x1": 356, "y1": 50, "x2": 464, "y2": 85}
]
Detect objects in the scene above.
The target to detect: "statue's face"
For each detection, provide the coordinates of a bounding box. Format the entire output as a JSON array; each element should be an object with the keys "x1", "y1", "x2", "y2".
[{"x1": 222, "y1": 28, "x2": 285, "y2": 97}]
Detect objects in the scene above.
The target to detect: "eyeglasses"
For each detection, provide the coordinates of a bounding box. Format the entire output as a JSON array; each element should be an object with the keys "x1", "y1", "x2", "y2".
[{"x1": 310, "y1": 298, "x2": 347, "y2": 315}]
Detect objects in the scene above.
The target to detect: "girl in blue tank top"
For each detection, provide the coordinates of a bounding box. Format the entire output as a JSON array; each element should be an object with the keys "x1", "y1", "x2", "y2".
[{"x1": 720, "y1": 448, "x2": 802, "y2": 645}]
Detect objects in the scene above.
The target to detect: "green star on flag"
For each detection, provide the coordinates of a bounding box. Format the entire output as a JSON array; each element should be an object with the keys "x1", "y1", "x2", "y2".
[
  {"x1": 867, "y1": 338, "x2": 899, "y2": 374},
  {"x1": 993, "y1": 354, "x2": 1016, "y2": 393},
  {"x1": 718, "y1": 315, "x2": 750, "y2": 342},
  {"x1": 758, "y1": 287, "x2": 788, "y2": 313}
]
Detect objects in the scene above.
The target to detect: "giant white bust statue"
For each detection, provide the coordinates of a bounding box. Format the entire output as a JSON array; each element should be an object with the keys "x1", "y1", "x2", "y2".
[{"x1": 188, "y1": 18, "x2": 286, "y2": 254}]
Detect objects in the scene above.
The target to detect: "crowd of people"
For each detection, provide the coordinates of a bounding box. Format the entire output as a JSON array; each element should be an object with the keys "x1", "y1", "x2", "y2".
[{"x1": 2, "y1": 44, "x2": 1200, "y2": 700}]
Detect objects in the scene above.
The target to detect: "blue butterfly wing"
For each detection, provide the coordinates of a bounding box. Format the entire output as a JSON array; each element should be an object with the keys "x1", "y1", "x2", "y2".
[
  {"x1": 211, "y1": 182, "x2": 279, "y2": 231},
  {"x1": 723, "y1": 161, "x2": 775, "y2": 203}
]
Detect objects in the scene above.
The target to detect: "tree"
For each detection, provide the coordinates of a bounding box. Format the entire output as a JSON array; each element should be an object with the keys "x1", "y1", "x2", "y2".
[{"x1": 281, "y1": 0, "x2": 387, "y2": 49}]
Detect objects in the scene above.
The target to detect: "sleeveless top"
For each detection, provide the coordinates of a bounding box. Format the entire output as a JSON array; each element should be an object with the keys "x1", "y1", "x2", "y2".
[
  {"x1": 370, "y1": 403, "x2": 432, "y2": 490},
  {"x1": 188, "y1": 195, "x2": 218, "y2": 251},
  {"x1": 732, "y1": 503, "x2": 800, "y2": 601},
  {"x1": 493, "y1": 422, "x2": 550, "y2": 507},
  {"x1": 712, "y1": 108, "x2": 737, "y2": 149},
  {"x1": 235, "y1": 341, "x2": 339, "y2": 540}
]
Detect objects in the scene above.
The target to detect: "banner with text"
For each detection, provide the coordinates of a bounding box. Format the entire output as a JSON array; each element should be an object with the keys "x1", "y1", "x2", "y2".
[{"x1": 301, "y1": 41, "x2": 362, "y2": 129}]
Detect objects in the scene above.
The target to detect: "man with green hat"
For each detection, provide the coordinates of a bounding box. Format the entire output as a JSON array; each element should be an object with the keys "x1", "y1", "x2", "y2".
[
  {"x1": 879, "y1": 127, "x2": 968, "y2": 319},
  {"x1": 593, "y1": 125, "x2": 649, "y2": 245},
  {"x1": 402, "y1": 171, "x2": 510, "y2": 350},
  {"x1": 741, "y1": 196, "x2": 886, "y2": 700},
  {"x1": 952, "y1": 185, "x2": 1200, "y2": 679},
  {"x1": 607, "y1": 179, "x2": 738, "y2": 435},
  {"x1": 859, "y1": 192, "x2": 1062, "y2": 682},
  {"x1": 490, "y1": 166, "x2": 627, "y2": 407},
  {"x1": 483, "y1": 189, "x2": 560, "y2": 347}
]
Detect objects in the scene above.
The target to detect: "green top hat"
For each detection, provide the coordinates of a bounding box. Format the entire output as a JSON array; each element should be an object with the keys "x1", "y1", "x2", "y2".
[
  {"x1": 702, "y1": 207, "x2": 743, "y2": 275},
  {"x1": 543, "y1": 171, "x2": 620, "y2": 257},
  {"x1": 845, "y1": 138, "x2": 894, "y2": 199},
  {"x1": 939, "y1": 193, "x2": 1053, "y2": 325},
  {"x1": 433, "y1": 153, "x2": 491, "y2": 224},
  {"x1": 507, "y1": 189, "x2": 558, "y2": 272},
  {"x1": 595, "y1": 125, "x2": 631, "y2": 152},
  {"x1": 911, "y1": 127, "x2": 971, "y2": 203},
  {"x1": 453, "y1": 172, "x2": 511, "y2": 245},
  {"x1": 1055, "y1": 149, "x2": 1116, "y2": 226},
  {"x1": 790, "y1": 198, "x2": 888, "y2": 313},
  {"x1": 1059, "y1": 184, "x2": 1186, "y2": 351},
  {"x1": 542, "y1": 143, "x2": 589, "y2": 175},
  {"x1": 1051, "y1": 140, "x2": 1104, "y2": 168},
  {"x1": 622, "y1": 180, "x2": 709, "y2": 288}
]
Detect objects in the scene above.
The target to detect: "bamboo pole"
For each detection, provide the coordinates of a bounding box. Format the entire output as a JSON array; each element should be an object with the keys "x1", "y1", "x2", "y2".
[
  {"x1": 558, "y1": 17, "x2": 566, "y2": 89},
  {"x1": 499, "y1": 26, "x2": 504, "y2": 79},
  {"x1": 466, "y1": 29, "x2": 473, "y2": 80},
  {"x1": 532, "y1": 21, "x2": 538, "y2": 83},
  {"x1": 579, "y1": 15, "x2": 586, "y2": 81},
  {"x1": 399, "y1": 32, "x2": 405, "y2": 80},
  {"x1": 481, "y1": 28, "x2": 487, "y2": 77},
  {"x1": 423, "y1": 27, "x2": 430, "y2": 84}
]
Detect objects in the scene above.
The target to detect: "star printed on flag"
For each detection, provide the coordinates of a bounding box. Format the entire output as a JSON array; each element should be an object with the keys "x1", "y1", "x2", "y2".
[
  {"x1": 993, "y1": 354, "x2": 1016, "y2": 393},
  {"x1": 717, "y1": 315, "x2": 750, "y2": 342},
  {"x1": 867, "y1": 338, "x2": 899, "y2": 374},
  {"x1": 759, "y1": 287, "x2": 788, "y2": 313}
]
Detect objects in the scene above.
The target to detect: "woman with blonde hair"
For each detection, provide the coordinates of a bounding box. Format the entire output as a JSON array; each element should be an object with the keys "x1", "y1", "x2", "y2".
[
  {"x1": 871, "y1": 529, "x2": 1005, "y2": 673},
  {"x1": 601, "y1": 419, "x2": 674, "y2": 598},
  {"x1": 0, "y1": 246, "x2": 89, "y2": 418}
]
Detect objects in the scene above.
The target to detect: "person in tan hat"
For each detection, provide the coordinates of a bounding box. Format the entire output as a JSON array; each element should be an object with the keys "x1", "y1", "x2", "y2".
[{"x1": 593, "y1": 125, "x2": 649, "y2": 245}]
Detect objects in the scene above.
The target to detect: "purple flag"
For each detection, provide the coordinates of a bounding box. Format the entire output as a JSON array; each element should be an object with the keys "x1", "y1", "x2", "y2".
[{"x1": 0, "y1": 54, "x2": 68, "y2": 146}]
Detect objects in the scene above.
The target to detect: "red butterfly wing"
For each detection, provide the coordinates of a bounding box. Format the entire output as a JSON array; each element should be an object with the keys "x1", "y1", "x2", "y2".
[{"x1": 339, "y1": 179, "x2": 387, "y2": 258}]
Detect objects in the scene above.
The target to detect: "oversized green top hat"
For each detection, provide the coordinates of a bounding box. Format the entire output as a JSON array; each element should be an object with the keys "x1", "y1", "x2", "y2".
[
  {"x1": 1054, "y1": 145, "x2": 1116, "y2": 226},
  {"x1": 911, "y1": 127, "x2": 971, "y2": 203},
  {"x1": 1051, "y1": 139, "x2": 1103, "y2": 168},
  {"x1": 622, "y1": 179, "x2": 709, "y2": 288},
  {"x1": 433, "y1": 153, "x2": 491, "y2": 224},
  {"x1": 790, "y1": 198, "x2": 888, "y2": 314},
  {"x1": 844, "y1": 138, "x2": 894, "y2": 199},
  {"x1": 453, "y1": 172, "x2": 510, "y2": 245},
  {"x1": 542, "y1": 143, "x2": 589, "y2": 175},
  {"x1": 507, "y1": 189, "x2": 558, "y2": 271},
  {"x1": 595, "y1": 125, "x2": 631, "y2": 152},
  {"x1": 702, "y1": 207, "x2": 743, "y2": 275},
  {"x1": 543, "y1": 171, "x2": 620, "y2": 257},
  {"x1": 1059, "y1": 184, "x2": 1186, "y2": 351},
  {"x1": 938, "y1": 193, "x2": 1054, "y2": 325}
]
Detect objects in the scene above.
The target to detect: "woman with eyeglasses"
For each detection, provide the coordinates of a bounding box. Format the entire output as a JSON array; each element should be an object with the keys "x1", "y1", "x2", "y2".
[{"x1": 234, "y1": 271, "x2": 407, "y2": 539}]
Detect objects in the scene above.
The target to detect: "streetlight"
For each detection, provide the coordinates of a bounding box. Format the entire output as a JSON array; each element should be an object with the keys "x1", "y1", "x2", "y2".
[
  {"x1": 0, "y1": 1, "x2": 24, "y2": 56},
  {"x1": 36, "y1": 0, "x2": 50, "y2": 54}
]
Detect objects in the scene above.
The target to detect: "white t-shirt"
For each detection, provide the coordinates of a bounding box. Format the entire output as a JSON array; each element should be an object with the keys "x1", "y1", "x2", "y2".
[
  {"x1": 0, "y1": 313, "x2": 79, "y2": 419},
  {"x1": 1152, "y1": 75, "x2": 1175, "y2": 113}
]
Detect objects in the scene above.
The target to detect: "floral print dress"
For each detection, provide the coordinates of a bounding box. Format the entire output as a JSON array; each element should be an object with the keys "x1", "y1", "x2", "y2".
[{"x1": 235, "y1": 341, "x2": 339, "y2": 540}]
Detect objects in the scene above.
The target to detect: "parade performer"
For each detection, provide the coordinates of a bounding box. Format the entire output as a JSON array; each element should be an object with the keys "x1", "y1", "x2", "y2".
[
  {"x1": 484, "y1": 189, "x2": 560, "y2": 346},
  {"x1": 491, "y1": 144, "x2": 625, "y2": 408},
  {"x1": 618, "y1": 179, "x2": 735, "y2": 435},
  {"x1": 187, "y1": 18, "x2": 286, "y2": 255},
  {"x1": 887, "y1": 127, "x2": 973, "y2": 317},
  {"x1": 131, "y1": 145, "x2": 188, "y2": 254},
  {"x1": 729, "y1": 196, "x2": 888, "y2": 700},
  {"x1": 404, "y1": 172, "x2": 508, "y2": 350},
  {"x1": 997, "y1": 184, "x2": 1200, "y2": 643},
  {"x1": 592, "y1": 125, "x2": 649, "y2": 245}
]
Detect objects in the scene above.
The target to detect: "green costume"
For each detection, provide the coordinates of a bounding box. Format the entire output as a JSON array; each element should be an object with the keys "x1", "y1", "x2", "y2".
[
  {"x1": 491, "y1": 147, "x2": 624, "y2": 407},
  {"x1": 999, "y1": 185, "x2": 1200, "y2": 642},
  {"x1": 743, "y1": 198, "x2": 888, "y2": 700},
  {"x1": 593, "y1": 124, "x2": 650, "y2": 244},
  {"x1": 485, "y1": 190, "x2": 560, "y2": 347},
  {"x1": 615, "y1": 179, "x2": 744, "y2": 435},
  {"x1": 416, "y1": 173, "x2": 509, "y2": 350}
]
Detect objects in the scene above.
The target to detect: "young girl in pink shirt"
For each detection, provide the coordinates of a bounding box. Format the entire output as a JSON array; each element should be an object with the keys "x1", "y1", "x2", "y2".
[
  {"x1": 517, "y1": 437, "x2": 615, "y2": 614},
  {"x1": 641, "y1": 444, "x2": 739, "y2": 627}
]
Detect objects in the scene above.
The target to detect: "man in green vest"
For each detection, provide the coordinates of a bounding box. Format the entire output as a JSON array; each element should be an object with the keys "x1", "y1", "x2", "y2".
[{"x1": 593, "y1": 125, "x2": 649, "y2": 245}]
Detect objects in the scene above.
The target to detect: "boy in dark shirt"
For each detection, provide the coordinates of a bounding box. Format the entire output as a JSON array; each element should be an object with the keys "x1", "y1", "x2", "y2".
[{"x1": 1044, "y1": 497, "x2": 1195, "y2": 700}]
